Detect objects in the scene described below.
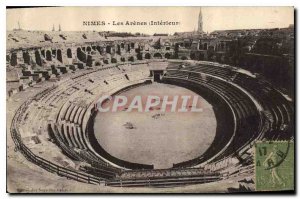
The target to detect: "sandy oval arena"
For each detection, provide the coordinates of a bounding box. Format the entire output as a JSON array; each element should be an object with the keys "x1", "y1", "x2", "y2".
[{"x1": 94, "y1": 83, "x2": 217, "y2": 169}]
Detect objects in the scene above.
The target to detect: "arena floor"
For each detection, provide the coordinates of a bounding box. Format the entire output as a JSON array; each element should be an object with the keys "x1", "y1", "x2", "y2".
[{"x1": 94, "y1": 83, "x2": 217, "y2": 169}]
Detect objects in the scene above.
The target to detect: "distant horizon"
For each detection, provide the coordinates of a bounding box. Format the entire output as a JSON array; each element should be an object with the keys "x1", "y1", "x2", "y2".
[
  {"x1": 7, "y1": 7, "x2": 294, "y2": 35},
  {"x1": 7, "y1": 25, "x2": 294, "y2": 35}
]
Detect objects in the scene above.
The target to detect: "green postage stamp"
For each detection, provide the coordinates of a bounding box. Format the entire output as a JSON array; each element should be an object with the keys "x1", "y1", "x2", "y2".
[{"x1": 255, "y1": 141, "x2": 294, "y2": 191}]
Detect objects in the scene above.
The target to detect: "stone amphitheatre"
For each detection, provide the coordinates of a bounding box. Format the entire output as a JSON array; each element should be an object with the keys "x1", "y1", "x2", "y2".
[{"x1": 6, "y1": 30, "x2": 294, "y2": 192}]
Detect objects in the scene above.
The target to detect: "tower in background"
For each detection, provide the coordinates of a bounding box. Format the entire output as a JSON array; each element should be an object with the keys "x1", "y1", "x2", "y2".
[{"x1": 198, "y1": 8, "x2": 203, "y2": 33}]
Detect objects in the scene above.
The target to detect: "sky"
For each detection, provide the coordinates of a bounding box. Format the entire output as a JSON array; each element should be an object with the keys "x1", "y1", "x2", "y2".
[{"x1": 6, "y1": 7, "x2": 294, "y2": 34}]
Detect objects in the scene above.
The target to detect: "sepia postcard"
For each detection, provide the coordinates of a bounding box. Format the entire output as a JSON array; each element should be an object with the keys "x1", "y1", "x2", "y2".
[{"x1": 6, "y1": 6, "x2": 295, "y2": 193}]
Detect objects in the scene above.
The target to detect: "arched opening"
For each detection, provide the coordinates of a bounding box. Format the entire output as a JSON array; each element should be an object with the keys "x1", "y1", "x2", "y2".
[
  {"x1": 103, "y1": 59, "x2": 109, "y2": 64},
  {"x1": 207, "y1": 46, "x2": 215, "y2": 60},
  {"x1": 153, "y1": 53, "x2": 162, "y2": 59},
  {"x1": 52, "y1": 50, "x2": 56, "y2": 58},
  {"x1": 117, "y1": 45, "x2": 121, "y2": 55},
  {"x1": 95, "y1": 61, "x2": 101, "y2": 66},
  {"x1": 87, "y1": 46, "x2": 92, "y2": 52},
  {"x1": 153, "y1": 71, "x2": 161, "y2": 82},
  {"x1": 121, "y1": 43, "x2": 125, "y2": 49},
  {"x1": 111, "y1": 58, "x2": 117, "y2": 63},
  {"x1": 77, "y1": 48, "x2": 86, "y2": 63},
  {"x1": 10, "y1": 53, "x2": 17, "y2": 66},
  {"x1": 82, "y1": 47, "x2": 86, "y2": 52},
  {"x1": 181, "y1": 56, "x2": 188, "y2": 60},
  {"x1": 184, "y1": 42, "x2": 190, "y2": 48},
  {"x1": 86, "y1": 55, "x2": 93, "y2": 67},
  {"x1": 67, "y1": 48, "x2": 72, "y2": 58},
  {"x1": 131, "y1": 43, "x2": 135, "y2": 48},
  {"x1": 35, "y1": 50, "x2": 42, "y2": 66},
  {"x1": 96, "y1": 46, "x2": 101, "y2": 53},
  {"x1": 199, "y1": 53, "x2": 204, "y2": 60},
  {"x1": 190, "y1": 53, "x2": 196, "y2": 60},
  {"x1": 121, "y1": 57, "x2": 126, "y2": 62},
  {"x1": 204, "y1": 43, "x2": 208, "y2": 50},
  {"x1": 46, "y1": 50, "x2": 52, "y2": 61},
  {"x1": 137, "y1": 53, "x2": 143, "y2": 60},
  {"x1": 128, "y1": 56, "x2": 134, "y2": 62},
  {"x1": 135, "y1": 47, "x2": 141, "y2": 54},
  {"x1": 165, "y1": 53, "x2": 171, "y2": 59},
  {"x1": 106, "y1": 46, "x2": 111, "y2": 54},
  {"x1": 92, "y1": 46, "x2": 96, "y2": 51},
  {"x1": 77, "y1": 48, "x2": 81, "y2": 60},
  {"x1": 145, "y1": 53, "x2": 151, "y2": 59},
  {"x1": 23, "y1": 51, "x2": 30, "y2": 64},
  {"x1": 57, "y1": 49, "x2": 63, "y2": 63}
]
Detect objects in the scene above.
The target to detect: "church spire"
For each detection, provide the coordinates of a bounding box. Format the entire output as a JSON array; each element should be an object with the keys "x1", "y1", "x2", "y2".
[{"x1": 198, "y1": 8, "x2": 203, "y2": 33}]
